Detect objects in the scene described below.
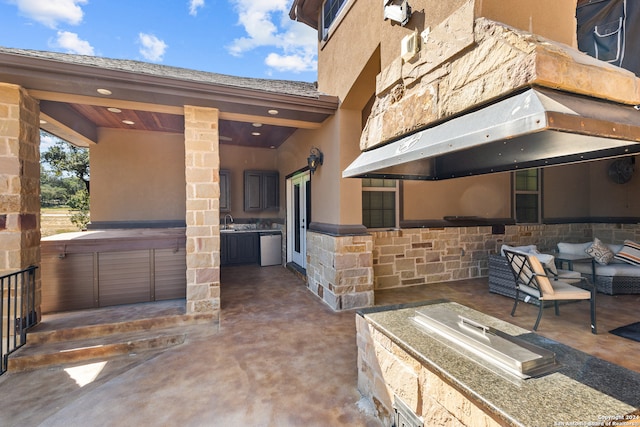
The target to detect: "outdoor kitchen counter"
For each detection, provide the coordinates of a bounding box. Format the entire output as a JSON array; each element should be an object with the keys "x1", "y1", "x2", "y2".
[
  {"x1": 357, "y1": 301, "x2": 640, "y2": 427},
  {"x1": 41, "y1": 228, "x2": 187, "y2": 313}
]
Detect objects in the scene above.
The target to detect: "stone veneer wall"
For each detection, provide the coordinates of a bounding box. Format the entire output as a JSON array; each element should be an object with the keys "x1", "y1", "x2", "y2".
[
  {"x1": 372, "y1": 223, "x2": 640, "y2": 291},
  {"x1": 306, "y1": 231, "x2": 374, "y2": 310},
  {"x1": 0, "y1": 83, "x2": 41, "y2": 313},
  {"x1": 356, "y1": 314, "x2": 502, "y2": 426},
  {"x1": 361, "y1": 3, "x2": 640, "y2": 151},
  {"x1": 184, "y1": 106, "x2": 221, "y2": 321}
]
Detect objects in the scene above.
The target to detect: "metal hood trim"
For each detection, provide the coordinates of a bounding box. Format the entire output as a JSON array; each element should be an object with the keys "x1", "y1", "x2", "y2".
[{"x1": 343, "y1": 87, "x2": 640, "y2": 180}]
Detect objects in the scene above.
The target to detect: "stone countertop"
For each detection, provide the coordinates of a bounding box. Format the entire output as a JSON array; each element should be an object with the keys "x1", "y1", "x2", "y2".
[
  {"x1": 41, "y1": 228, "x2": 188, "y2": 254},
  {"x1": 360, "y1": 301, "x2": 640, "y2": 427}
]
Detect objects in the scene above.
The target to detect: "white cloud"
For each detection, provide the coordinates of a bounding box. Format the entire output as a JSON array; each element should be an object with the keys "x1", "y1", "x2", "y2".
[
  {"x1": 188, "y1": 0, "x2": 205, "y2": 16},
  {"x1": 138, "y1": 33, "x2": 168, "y2": 62},
  {"x1": 52, "y1": 31, "x2": 94, "y2": 55},
  {"x1": 265, "y1": 51, "x2": 316, "y2": 73},
  {"x1": 10, "y1": 0, "x2": 87, "y2": 28},
  {"x1": 227, "y1": 0, "x2": 318, "y2": 74}
]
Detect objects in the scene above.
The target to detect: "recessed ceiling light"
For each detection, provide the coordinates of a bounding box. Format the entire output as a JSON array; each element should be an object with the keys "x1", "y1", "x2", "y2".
[
  {"x1": 269, "y1": 145, "x2": 276, "y2": 149},
  {"x1": 252, "y1": 123, "x2": 262, "y2": 127},
  {"x1": 122, "y1": 120, "x2": 135, "y2": 125},
  {"x1": 97, "y1": 88, "x2": 112, "y2": 95},
  {"x1": 107, "y1": 107, "x2": 122, "y2": 113},
  {"x1": 251, "y1": 132, "x2": 261, "y2": 136},
  {"x1": 267, "y1": 109, "x2": 279, "y2": 115}
]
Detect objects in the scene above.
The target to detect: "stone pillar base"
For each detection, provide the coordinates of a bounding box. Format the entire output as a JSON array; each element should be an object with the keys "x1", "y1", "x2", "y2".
[{"x1": 306, "y1": 232, "x2": 373, "y2": 310}]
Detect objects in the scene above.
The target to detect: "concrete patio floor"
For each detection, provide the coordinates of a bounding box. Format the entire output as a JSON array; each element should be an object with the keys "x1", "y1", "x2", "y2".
[
  {"x1": 1, "y1": 266, "x2": 383, "y2": 427},
  {"x1": 2, "y1": 264, "x2": 639, "y2": 426}
]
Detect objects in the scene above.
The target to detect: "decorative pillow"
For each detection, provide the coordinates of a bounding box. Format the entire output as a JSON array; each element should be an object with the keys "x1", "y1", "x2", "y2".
[
  {"x1": 585, "y1": 237, "x2": 615, "y2": 265},
  {"x1": 614, "y1": 240, "x2": 640, "y2": 266}
]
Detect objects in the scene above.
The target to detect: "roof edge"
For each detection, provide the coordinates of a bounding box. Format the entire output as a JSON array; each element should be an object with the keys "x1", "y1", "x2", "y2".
[
  {"x1": 289, "y1": 0, "x2": 320, "y2": 29},
  {"x1": 0, "y1": 49, "x2": 339, "y2": 115}
]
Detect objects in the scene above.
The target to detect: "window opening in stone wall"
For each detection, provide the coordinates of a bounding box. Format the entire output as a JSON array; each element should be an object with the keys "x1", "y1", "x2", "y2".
[
  {"x1": 514, "y1": 169, "x2": 541, "y2": 224},
  {"x1": 362, "y1": 178, "x2": 398, "y2": 229}
]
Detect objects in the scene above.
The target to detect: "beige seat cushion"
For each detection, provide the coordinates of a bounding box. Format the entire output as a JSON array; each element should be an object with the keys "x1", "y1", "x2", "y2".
[
  {"x1": 540, "y1": 280, "x2": 591, "y2": 301},
  {"x1": 529, "y1": 255, "x2": 591, "y2": 300}
]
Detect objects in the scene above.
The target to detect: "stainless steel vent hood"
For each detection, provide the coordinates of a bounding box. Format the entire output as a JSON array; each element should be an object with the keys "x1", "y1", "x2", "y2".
[{"x1": 343, "y1": 87, "x2": 640, "y2": 180}]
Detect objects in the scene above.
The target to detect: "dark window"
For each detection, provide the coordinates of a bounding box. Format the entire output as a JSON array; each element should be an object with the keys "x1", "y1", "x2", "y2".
[
  {"x1": 322, "y1": 0, "x2": 348, "y2": 39},
  {"x1": 514, "y1": 169, "x2": 541, "y2": 223},
  {"x1": 362, "y1": 178, "x2": 397, "y2": 229}
]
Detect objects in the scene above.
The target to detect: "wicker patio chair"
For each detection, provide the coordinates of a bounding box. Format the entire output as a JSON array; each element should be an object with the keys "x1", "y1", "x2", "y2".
[{"x1": 504, "y1": 249, "x2": 597, "y2": 334}]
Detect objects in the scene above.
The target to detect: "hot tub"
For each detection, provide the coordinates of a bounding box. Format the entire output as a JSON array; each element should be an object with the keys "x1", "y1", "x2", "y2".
[{"x1": 41, "y1": 228, "x2": 186, "y2": 313}]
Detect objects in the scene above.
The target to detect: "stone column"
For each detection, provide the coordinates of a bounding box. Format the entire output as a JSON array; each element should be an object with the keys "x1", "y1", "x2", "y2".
[
  {"x1": 183, "y1": 106, "x2": 221, "y2": 322},
  {"x1": 0, "y1": 83, "x2": 41, "y2": 313},
  {"x1": 306, "y1": 232, "x2": 374, "y2": 310}
]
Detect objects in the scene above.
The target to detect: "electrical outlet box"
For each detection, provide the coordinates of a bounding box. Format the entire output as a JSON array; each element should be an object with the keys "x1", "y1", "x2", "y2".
[{"x1": 401, "y1": 31, "x2": 419, "y2": 62}]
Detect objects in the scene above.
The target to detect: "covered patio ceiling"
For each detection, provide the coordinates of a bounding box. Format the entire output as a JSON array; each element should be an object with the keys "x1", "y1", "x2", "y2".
[{"x1": 0, "y1": 47, "x2": 338, "y2": 148}]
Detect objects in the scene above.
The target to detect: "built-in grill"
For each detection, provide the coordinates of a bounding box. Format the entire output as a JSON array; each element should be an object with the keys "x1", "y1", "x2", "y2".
[{"x1": 412, "y1": 306, "x2": 559, "y2": 379}]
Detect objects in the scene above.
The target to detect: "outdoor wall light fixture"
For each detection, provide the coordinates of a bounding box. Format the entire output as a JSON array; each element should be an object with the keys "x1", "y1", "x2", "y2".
[{"x1": 307, "y1": 147, "x2": 324, "y2": 174}]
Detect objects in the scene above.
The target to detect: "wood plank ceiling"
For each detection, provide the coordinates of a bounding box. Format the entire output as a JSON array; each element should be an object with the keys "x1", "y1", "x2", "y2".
[{"x1": 69, "y1": 104, "x2": 297, "y2": 149}]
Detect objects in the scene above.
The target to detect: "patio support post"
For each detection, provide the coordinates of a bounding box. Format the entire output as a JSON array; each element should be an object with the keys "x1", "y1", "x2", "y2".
[
  {"x1": 0, "y1": 83, "x2": 41, "y2": 316},
  {"x1": 184, "y1": 105, "x2": 221, "y2": 322}
]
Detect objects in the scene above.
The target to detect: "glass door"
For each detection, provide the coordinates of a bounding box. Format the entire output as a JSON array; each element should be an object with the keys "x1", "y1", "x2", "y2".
[{"x1": 288, "y1": 172, "x2": 310, "y2": 268}]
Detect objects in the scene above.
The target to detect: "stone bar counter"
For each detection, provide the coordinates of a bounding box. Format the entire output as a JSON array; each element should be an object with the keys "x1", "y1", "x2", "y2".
[{"x1": 356, "y1": 301, "x2": 640, "y2": 426}]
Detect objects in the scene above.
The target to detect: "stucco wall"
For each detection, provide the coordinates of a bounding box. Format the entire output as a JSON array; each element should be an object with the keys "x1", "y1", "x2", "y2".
[
  {"x1": 478, "y1": 0, "x2": 578, "y2": 47},
  {"x1": 589, "y1": 157, "x2": 640, "y2": 216},
  {"x1": 90, "y1": 128, "x2": 185, "y2": 223},
  {"x1": 219, "y1": 144, "x2": 279, "y2": 220},
  {"x1": 402, "y1": 156, "x2": 640, "y2": 222},
  {"x1": 278, "y1": 113, "x2": 364, "y2": 226},
  {"x1": 543, "y1": 162, "x2": 591, "y2": 218},
  {"x1": 403, "y1": 174, "x2": 511, "y2": 220},
  {"x1": 317, "y1": 0, "x2": 577, "y2": 97},
  {"x1": 543, "y1": 157, "x2": 640, "y2": 219}
]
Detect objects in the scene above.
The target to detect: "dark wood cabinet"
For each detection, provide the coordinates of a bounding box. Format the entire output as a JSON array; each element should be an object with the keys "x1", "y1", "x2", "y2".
[
  {"x1": 262, "y1": 172, "x2": 279, "y2": 210},
  {"x1": 221, "y1": 232, "x2": 259, "y2": 266},
  {"x1": 220, "y1": 169, "x2": 230, "y2": 212},
  {"x1": 244, "y1": 170, "x2": 279, "y2": 211}
]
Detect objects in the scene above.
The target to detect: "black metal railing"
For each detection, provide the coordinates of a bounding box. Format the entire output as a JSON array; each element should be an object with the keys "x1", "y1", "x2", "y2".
[{"x1": 1, "y1": 265, "x2": 38, "y2": 375}]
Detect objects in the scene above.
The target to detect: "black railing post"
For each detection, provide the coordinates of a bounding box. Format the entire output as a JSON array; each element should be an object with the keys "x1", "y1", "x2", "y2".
[
  {"x1": 0, "y1": 266, "x2": 39, "y2": 375},
  {"x1": 1, "y1": 275, "x2": 4, "y2": 374}
]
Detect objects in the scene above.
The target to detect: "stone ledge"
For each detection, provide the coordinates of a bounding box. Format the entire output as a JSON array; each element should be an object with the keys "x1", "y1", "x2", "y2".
[{"x1": 362, "y1": 17, "x2": 640, "y2": 151}]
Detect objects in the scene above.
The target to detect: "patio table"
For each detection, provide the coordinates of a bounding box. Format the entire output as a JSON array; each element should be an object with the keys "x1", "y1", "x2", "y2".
[{"x1": 554, "y1": 252, "x2": 596, "y2": 285}]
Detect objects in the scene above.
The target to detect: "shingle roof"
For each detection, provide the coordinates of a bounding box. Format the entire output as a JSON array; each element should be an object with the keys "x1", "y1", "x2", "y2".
[{"x1": 0, "y1": 46, "x2": 323, "y2": 99}]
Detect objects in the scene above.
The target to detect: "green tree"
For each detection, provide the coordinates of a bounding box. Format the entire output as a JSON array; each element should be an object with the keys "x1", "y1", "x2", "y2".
[
  {"x1": 42, "y1": 139, "x2": 90, "y2": 193},
  {"x1": 41, "y1": 133, "x2": 90, "y2": 229},
  {"x1": 40, "y1": 165, "x2": 84, "y2": 207},
  {"x1": 68, "y1": 189, "x2": 90, "y2": 229}
]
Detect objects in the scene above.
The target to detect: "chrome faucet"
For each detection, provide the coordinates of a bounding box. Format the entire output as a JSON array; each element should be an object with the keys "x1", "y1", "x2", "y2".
[{"x1": 223, "y1": 214, "x2": 234, "y2": 230}]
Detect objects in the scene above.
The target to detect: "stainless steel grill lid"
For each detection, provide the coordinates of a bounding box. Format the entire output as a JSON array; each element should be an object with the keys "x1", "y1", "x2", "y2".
[{"x1": 412, "y1": 306, "x2": 558, "y2": 379}]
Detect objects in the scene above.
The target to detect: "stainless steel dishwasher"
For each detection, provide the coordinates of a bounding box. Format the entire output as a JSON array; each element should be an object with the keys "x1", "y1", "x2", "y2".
[{"x1": 259, "y1": 232, "x2": 282, "y2": 266}]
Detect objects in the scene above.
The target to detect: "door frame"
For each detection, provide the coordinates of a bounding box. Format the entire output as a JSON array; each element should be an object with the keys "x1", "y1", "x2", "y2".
[{"x1": 286, "y1": 171, "x2": 310, "y2": 269}]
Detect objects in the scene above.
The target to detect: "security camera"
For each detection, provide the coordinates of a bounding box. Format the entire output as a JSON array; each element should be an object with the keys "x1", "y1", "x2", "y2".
[{"x1": 384, "y1": 0, "x2": 411, "y2": 26}]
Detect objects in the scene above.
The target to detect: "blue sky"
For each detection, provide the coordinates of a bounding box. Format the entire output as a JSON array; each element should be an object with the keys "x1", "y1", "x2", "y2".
[{"x1": 0, "y1": 0, "x2": 319, "y2": 82}]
